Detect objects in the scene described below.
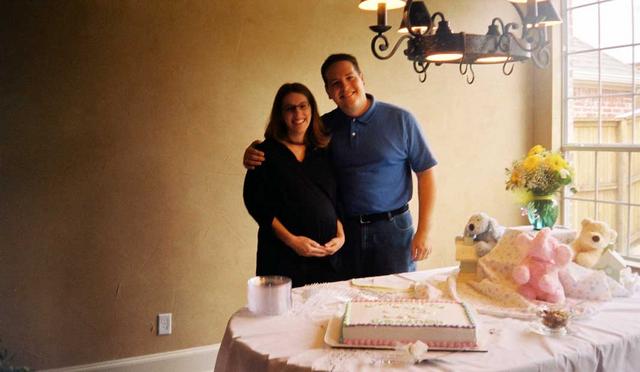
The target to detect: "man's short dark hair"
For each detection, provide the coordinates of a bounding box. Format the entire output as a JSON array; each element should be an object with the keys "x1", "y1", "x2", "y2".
[{"x1": 321, "y1": 53, "x2": 361, "y2": 85}]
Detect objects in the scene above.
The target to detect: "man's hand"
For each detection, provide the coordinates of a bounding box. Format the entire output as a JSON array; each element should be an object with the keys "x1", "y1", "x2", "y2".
[
  {"x1": 411, "y1": 228, "x2": 432, "y2": 261},
  {"x1": 243, "y1": 140, "x2": 266, "y2": 170}
]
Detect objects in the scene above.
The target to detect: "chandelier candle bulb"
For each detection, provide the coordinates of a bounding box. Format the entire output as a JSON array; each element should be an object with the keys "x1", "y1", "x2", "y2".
[
  {"x1": 377, "y1": 3, "x2": 386, "y2": 26},
  {"x1": 525, "y1": 0, "x2": 538, "y2": 21},
  {"x1": 359, "y1": 0, "x2": 406, "y2": 11}
]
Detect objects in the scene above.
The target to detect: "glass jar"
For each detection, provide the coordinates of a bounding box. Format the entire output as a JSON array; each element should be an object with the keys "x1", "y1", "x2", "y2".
[{"x1": 526, "y1": 195, "x2": 558, "y2": 230}]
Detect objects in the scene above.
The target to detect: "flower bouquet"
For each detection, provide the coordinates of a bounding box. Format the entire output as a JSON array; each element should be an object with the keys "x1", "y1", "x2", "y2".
[{"x1": 505, "y1": 145, "x2": 575, "y2": 229}]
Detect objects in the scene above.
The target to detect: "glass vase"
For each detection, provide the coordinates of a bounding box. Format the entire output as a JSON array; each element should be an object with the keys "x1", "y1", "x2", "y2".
[{"x1": 526, "y1": 195, "x2": 559, "y2": 230}]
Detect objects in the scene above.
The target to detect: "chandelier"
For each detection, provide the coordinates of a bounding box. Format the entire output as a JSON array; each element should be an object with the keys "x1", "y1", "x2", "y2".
[{"x1": 359, "y1": 0, "x2": 562, "y2": 83}]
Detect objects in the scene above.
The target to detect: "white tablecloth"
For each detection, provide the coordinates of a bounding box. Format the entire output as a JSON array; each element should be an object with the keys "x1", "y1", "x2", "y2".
[{"x1": 214, "y1": 267, "x2": 640, "y2": 372}]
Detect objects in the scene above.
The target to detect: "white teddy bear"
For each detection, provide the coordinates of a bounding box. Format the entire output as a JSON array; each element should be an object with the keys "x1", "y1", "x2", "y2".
[
  {"x1": 463, "y1": 212, "x2": 505, "y2": 257},
  {"x1": 572, "y1": 218, "x2": 617, "y2": 268}
]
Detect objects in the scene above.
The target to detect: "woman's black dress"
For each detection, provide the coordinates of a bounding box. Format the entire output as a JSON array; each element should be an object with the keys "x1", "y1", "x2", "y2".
[{"x1": 243, "y1": 138, "x2": 339, "y2": 287}]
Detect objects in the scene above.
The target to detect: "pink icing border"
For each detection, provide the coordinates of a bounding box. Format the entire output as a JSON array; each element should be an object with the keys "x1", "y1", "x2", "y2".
[
  {"x1": 343, "y1": 323, "x2": 474, "y2": 328},
  {"x1": 343, "y1": 338, "x2": 477, "y2": 348},
  {"x1": 351, "y1": 299, "x2": 458, "y2": 304}
]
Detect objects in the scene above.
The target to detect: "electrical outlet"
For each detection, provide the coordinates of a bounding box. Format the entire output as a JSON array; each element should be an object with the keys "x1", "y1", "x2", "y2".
[{"x1": 158, "y1": 313, "x2": 172, "y2": 335}]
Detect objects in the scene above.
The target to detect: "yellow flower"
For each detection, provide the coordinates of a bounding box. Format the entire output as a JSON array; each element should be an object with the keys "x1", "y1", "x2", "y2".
[
  {"x1": 510, "y1": 170, "x2": 524, "y2": 187},
  {"x1": 528, "y1": 145, "x2": 545, "y2": 157},
  {"x1": 546, "y1": 153, "x2": 567, "y2": 172},
  {"x1": 523, "y1": 155, "x2": 540, "y2": 171}
]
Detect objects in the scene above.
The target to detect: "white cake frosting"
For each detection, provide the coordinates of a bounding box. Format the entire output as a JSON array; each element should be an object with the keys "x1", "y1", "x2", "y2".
[{"x1": 341, "y1": 299, "x2": 478, "y2": 348}]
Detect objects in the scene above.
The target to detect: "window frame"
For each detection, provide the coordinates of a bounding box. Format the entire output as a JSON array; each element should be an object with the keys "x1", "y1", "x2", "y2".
[{"x1": 561, "y1": 0, "x2": 640, "y2": 263}]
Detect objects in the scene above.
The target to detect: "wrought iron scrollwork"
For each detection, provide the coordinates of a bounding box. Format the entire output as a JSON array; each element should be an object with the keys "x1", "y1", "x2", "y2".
[
  {"x1": 532, "y1": 42, "x2": 551, "y2": 68},
  {"x1": 371, "y1": 33, "x2": 411, "y2": 60},
  {"x1": 459, "y1": 62, "x2": 475, "y2": 85},
  {"x1": 502, "y1": 60, "x2": 515, "y2": 76},
  {"x1": 362, "y1": 0, "x2": 559, "y2": 83},
  {"x1": 413, "y1": 60, "x2": 430, "y2": 83}
]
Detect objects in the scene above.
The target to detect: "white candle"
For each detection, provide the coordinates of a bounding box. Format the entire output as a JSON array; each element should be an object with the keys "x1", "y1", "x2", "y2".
[{"x1": 247, "y1": 276, "x2": 292, "y2": 316}]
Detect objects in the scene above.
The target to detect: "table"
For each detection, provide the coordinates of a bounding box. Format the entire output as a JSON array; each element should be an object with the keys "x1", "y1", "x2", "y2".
[{"x1": 214, "y1": 267, "x2": 640, "y2": 372}]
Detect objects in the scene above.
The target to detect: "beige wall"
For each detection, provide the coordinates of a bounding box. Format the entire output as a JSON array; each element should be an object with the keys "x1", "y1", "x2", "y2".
[
  {"x1": 533, "y1": 0, "x2": 562, "y2": 151},
  {"x1": 0, "y1": 0, "x2": 539, "y2": 369}
]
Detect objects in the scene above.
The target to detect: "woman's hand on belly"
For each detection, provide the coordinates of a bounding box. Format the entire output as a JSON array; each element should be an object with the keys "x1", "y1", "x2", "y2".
[
  {"x1": 287, "y1": 236, "x2": 332, "y2": 257},
  {"x1": 323, "y1": 236, "x2": 344, "y2": 255},
  {"x1": 323, "y1": 219, "x2": 345, "y2": 255}
]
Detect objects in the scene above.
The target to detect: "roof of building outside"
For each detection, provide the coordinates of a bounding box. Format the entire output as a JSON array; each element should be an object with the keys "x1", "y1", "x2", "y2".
[{"x1": 569, "y1": 37, "x2": 638, "y2": 85}]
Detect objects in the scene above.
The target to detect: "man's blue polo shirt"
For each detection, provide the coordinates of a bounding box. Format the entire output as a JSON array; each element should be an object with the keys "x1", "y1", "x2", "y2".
[{"x1": 322, "y1": 95, "x2": 437, "y2": 216}]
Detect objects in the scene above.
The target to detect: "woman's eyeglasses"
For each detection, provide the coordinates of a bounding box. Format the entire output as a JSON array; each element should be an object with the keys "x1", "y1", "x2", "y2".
[{"x1": 283, "y1": 102, "x2": 310, "y2": 113}]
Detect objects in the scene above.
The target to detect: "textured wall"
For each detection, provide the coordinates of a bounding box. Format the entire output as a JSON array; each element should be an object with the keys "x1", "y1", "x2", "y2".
[{"x1": 0, "y1": 0, "x2": 536, "y2": 369}]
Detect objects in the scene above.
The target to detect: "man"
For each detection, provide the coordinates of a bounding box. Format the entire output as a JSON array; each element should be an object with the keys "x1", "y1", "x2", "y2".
[{"x1": 244, "y1": 53, "x2": 436, "y2": 279}]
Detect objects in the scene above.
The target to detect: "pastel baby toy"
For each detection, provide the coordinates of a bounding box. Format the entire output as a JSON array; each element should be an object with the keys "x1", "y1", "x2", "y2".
[
  {"x1": 463, "y1": 212, "x2": 505, "y2": 257},
  {"x1": 512, "y1": 228, "x2": 573, "y2": 303},
  {"x1": 572, "y1": 218, "x2": 618, "y2": 268},
  {"x1": 412, "y1": 281, "x2": 443, "y2": 300}
]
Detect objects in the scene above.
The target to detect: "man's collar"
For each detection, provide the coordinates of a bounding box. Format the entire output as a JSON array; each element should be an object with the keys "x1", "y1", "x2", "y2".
[
  {"x1": 336, "y1": 94, "x2": 376, "y2": 123},
  {"x1": 356, "y1": 94, "x2": 377, "y2": 124}
]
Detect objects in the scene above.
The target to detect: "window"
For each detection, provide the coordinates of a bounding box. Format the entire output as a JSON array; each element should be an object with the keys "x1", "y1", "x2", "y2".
[{"x1": 563, "y1": 0, "x2": 640, "y2": 262}]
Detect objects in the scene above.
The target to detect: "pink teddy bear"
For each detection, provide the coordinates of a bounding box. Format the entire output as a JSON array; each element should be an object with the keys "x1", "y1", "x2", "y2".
[{"x1": 512, "y1": 228, "x2": 573, "y2": 303}]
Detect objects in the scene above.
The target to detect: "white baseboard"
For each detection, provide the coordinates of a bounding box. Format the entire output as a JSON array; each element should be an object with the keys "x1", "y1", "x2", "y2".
[{"x1": 43, "y1": 343, "x2": 220, "y2": 372}]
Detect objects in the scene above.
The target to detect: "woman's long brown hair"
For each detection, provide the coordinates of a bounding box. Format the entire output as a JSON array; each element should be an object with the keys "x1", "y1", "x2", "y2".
[{"x1": 264, "y1": 83, "x2": 330, "y2": 148}]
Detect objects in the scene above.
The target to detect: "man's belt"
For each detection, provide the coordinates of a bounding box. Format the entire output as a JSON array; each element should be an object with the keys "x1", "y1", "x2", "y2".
[{"x1": 354, "y1": 204, "x2": 409, "y2": 224}]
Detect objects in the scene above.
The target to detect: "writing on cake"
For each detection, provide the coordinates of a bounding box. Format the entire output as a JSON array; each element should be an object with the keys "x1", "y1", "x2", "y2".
[{"x1": 340, "y1": 299, "x2": 478, "y2": 349}]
